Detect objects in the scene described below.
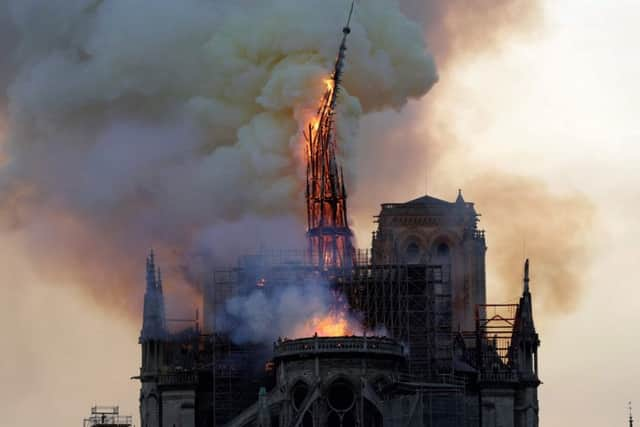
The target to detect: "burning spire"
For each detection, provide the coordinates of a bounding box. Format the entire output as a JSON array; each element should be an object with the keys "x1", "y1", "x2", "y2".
[{"x1": 304, "y1": 1, "x2": 356, "y2": 270}]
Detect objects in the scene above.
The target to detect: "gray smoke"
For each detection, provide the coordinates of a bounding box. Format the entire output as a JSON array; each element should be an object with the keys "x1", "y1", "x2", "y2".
[
  {"x1": 0, "y1": 0, "x2": 437, "y2": 314},
  {"x1": 217, "y1": 276, "x2": 368, "y2": 344}
]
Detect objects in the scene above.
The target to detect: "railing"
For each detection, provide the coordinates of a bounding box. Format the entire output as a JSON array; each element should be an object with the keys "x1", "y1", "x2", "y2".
[
  {"x1": 479, "y1": 370, "x2": 517, "y2": 383},
  {"x1": 158, "y1": 372, "x2": 198, "y2": 386},
  {"x1": 83, "y1": 406, "x2": 132, "y2": 427},
  {"x1": 397, "y1": 373, "x2": 466, "y2": 387},
  {"x1": 273, "y1": 336, "x2": 404, "y2": 359}
]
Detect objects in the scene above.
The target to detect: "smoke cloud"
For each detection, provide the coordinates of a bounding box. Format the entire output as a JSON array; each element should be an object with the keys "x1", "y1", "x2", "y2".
[
  {"x1": 399, "y1": 0, "x2": 543, "y2": 61},
  {"x1": 0, "y1": 0, "x2": 594, "y2": 318},
  {"x1": 461, "y1": 172, "x2": 596, "y2": 312},
  {"x1": 348, "y1": 0, "x2": 596, "y2": 315},
  {"x1": 0, "y1": 0, "x2": 436, "y2": 315},
  {"x1": 217, "y1": 278, "x2": 363, "y2": 345}
]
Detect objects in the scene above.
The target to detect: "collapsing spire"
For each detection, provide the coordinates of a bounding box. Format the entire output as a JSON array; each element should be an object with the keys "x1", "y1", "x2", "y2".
[{"x1": 304, "y1": 1, "x2": 356, "y2": 269}]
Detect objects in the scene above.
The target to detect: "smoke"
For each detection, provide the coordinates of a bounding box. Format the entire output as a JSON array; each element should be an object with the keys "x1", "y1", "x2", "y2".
[
  {"x1": 349, "y1": 0, "x2": 547, "y2": 227},
  {"x1": 217, "y1": 278, "x2": 364, "y2": 344},
  {"x1": 461, "y1": 172, "x2": 596, "y2": 312},
  {"x1": 399, "y1": 0, "x2": 543, "y2": 61},
  {"x1": 0, "y1": 0, "x2": 594, "y2": 319},
  {"x1": 0, "y1": 0, "x2": 436, "y2": 315},
  {"x1": 347, "y1": 0, "x2": 597, "y2": 315}
]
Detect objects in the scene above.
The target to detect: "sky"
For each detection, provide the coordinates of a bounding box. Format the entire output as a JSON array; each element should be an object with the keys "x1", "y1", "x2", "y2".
[
  {"x1": 416, "y1": 1, "x2": 640, "y2": 425},
  {"x1": 1, "y1": 0, "x2": 639, "y2": 426}
]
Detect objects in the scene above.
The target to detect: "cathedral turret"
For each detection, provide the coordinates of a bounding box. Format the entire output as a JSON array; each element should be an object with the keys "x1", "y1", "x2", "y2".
[
  {"x1": 512, "y1": 259, "x2": 539, "y2": 377},
  {"x1": 155, "y1": 267, "x2": 166, "y2": 332},
  {"x1": 141, "y1": 250, "x2": 166, "y2": 341},
  {"x1": 511, "y1": 259, "x2": 541, "y2": 427},
  {"x1": 138, "y1": 251, "x2": 166, "y2": 427}
]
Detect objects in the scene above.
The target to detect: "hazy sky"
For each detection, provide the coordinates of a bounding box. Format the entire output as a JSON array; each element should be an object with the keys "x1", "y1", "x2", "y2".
[
  {"x1": 421, "y1": 1, "x2": 640, "y2": 425},
  {"x1": 1, "y1": 1, "x2": 639, "y2": 426}
]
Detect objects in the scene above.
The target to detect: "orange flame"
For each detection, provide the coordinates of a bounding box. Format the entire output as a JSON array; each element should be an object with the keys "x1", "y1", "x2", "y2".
[
  {"x1": 324, "y1": 78, "x2": 334, "y2": 92},
  {"x1": 293, "y1": 296, "x2": 362, "y2": 338},
  {"x1": 307, "y1": 311, "x2": 357, "y2": 337},
  {"x1": 299, "y1": 78, "x2": 333, "y2": 168}
]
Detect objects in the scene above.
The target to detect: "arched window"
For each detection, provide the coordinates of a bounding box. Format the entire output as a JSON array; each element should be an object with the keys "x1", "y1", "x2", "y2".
[
  {"x1": 292, "y1": 381, "x2": 310, "y2": 411},
  {"x1": 326, "y1": 379, "x2": 357, "y2": 427},
  {"x1": 405, "y1": 242, "x2": 421, "y2": 264},
  {"x1": 436, "y1": 242, "x2": 450, "y2": 257},
  {"x1": 327, "y1": 380, "x2": 355, "y2": 412},
  {"x1": 431, "y1": 240, "x2": 452, "y2": 294}
]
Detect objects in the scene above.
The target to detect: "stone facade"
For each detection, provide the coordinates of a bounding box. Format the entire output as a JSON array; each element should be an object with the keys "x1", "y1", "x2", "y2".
[{"x1": 371, "y1": 192, "x2": 486, "y2": 332}]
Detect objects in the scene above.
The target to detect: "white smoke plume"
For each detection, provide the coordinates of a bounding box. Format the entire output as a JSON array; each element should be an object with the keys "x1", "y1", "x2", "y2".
[
  {"x1": 0, "y1": 0, "x2": 437, "y2": 313},
  {"x1": 217, "y1": 278, "x2": 364, "y2": 345}
]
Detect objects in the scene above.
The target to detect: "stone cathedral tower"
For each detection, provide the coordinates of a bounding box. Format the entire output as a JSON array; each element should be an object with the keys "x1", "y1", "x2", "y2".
[
  {"x1": 139, "y1": 250, "x2": 166, "y2": 427},
  {"x1": 371, "y1": 190, "x2": 487, "y2": 332}
]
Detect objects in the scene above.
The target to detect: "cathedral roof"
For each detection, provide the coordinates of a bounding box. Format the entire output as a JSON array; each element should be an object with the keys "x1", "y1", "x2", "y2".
[
  {"x1": 379, "y1": 191, "x2": 478, "y2": 218},
  {"x1": 404, "y1": 194, "x2": 454, "y2": 207}
]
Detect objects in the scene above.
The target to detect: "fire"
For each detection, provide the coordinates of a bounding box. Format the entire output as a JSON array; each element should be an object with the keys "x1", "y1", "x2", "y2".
[
  {"x1": 324, "y1": 78, "x2": 334, "y2": 92},
  {"x1": 302, "y1": 73, "x2": 354, "y2": 270},
  {"x1": 308, "y1": 79, "x2": 334, "y2": 134},
  {"x1": 294, "y1": 295, "x2": 363, "y2": 338},
  {"x1": 307, "y1": 311, "x2": 357, "y2": 337}
]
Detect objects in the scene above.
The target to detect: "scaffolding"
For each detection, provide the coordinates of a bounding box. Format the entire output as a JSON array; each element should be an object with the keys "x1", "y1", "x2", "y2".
[
  {"x1": 430, "y1": 265, "x2": 453, "y2": 375},
  {"x1": 209, "y1": 268, "x2": 254, "y2": 426},
  {"x1": 83, "y1": 406, "x2": 132, "y2": 427},
  {"x1": 346, "y1": 262, "x2": 453, "y2": 381},
  {"x1": 475, "y1": 304, "x2": 519, "y2": 382},
  {"x1": 203, "y1": 248, "x2": 459, "y2": 424}
]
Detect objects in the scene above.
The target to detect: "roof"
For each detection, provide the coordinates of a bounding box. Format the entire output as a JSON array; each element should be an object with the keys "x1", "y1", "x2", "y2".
[
  {"x1": 404, "y1": 195, "x2": 454, "y2": 207},
  {"x1": 380, "y1": 192, "x2": 476, "y2": 215}
]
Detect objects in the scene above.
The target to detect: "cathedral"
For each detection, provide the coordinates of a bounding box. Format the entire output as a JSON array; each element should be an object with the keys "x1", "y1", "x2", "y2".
[
  {"x1": 135, "y1": 4, "x2": 540, "y2": 425},
  {"x1": 136, "y1": 191, "x2": 541, "y2": 427}
]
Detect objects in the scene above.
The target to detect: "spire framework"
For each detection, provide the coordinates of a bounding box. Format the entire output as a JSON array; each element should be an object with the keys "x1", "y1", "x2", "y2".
[{"x1": 304, "y1": 2, "x2": 356, "y2": 270}]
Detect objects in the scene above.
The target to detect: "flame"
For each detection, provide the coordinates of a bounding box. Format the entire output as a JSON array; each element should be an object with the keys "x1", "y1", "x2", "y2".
[
  {"x1": 324, "y1": 78, "x2": 334, "y2": 92},
  {"x1": 298, "y1": 78, "x2": 332, "y2": 169},
  {"x1": 306, "y1": 79, "x2": 334, "y2": 134},
  {"x1": 293, "y1": 292, "x2": 363, "y2": 338},
  {"x1": 307, "y1": 310, "x2": 357, "y2": 337}
]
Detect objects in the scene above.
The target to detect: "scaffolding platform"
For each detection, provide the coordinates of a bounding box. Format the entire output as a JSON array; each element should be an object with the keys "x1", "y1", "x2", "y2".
[{"x1": 83, "y1": 406, "x2": 132, "y2": 427}]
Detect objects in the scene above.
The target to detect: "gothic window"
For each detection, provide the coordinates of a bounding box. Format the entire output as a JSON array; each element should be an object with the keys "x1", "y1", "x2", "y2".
[
  {"x1": 405, "y1": 241, "x2": 421, "y2": 264},
  {"x1": 302, "y1": 411, "x2": 313, "y2": 427},
  {"x1": 292, "y1": 381, "x2": 310, "y2": 411},
  {"x1": 326, "y1": 379, "x2": 357, "y2": 427},
  {"x1": 327, "y1": 380, "x2": 355, "y2": 412},
  {"x1": 437, "y1": 242, "x2": 450, "y2": 257}
]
